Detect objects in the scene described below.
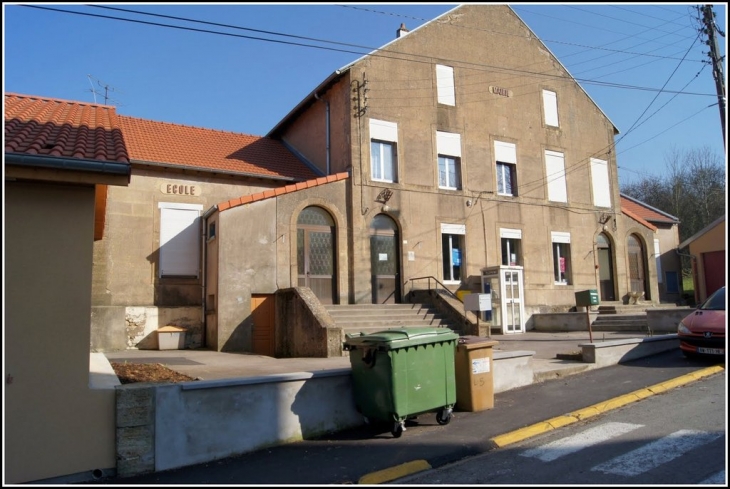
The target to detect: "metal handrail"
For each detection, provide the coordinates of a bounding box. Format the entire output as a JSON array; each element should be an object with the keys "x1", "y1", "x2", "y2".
[{"x1": 405, "y1": 276, "x2": 461, "y2": 302}]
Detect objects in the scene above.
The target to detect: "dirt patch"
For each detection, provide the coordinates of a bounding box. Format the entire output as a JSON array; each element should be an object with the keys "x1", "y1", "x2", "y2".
[{"x1": 111, "y1": 362, "x2": 196, "y2": 384}]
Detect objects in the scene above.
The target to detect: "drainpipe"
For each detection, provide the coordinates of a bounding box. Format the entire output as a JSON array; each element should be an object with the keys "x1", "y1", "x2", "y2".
[
  {"x1": 314, "y1": 92, "x2": 330, "y2": 175},
  {"x1": 201, "y1": 205, "x2": 218, "y2": 347}
]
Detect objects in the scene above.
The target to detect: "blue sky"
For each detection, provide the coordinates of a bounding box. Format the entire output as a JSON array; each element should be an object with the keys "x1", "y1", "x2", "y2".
[{"x1": 3, "y1": 3, "x2": 727, "y2": 189}]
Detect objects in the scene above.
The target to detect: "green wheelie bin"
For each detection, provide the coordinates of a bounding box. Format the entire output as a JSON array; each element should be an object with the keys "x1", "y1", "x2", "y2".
[{"x1": 343, "y1": 327, "x2": 459, "y2": 438}]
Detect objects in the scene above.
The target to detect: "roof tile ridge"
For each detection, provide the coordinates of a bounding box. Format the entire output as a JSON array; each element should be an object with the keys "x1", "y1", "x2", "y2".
[{"x1": 5, "y1": 92, "x2": 114, "y2": 109}]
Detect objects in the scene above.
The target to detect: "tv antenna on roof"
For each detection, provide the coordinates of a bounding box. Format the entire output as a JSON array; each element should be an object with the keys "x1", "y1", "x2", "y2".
[{"x1": 86, "y1": 74, "x2": 123, "y2": 106}]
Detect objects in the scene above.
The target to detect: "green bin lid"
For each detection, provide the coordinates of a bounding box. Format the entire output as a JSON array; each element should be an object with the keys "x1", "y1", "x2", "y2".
[{"x1": 344, "y1": 327, "x2": 458, "y2": 350}]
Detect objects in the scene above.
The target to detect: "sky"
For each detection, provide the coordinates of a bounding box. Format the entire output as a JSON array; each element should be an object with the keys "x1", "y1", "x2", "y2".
[{"x1": 3, "y1": 3, "x2": 727, "y2": 189}]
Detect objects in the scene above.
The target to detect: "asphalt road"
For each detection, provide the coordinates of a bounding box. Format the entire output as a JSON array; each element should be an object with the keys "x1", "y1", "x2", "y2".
[
  {"x1": 97, "y1": 349, "x2": 725, "y2": 485},
  {"x1": 395, "y1": 371, "x2": 726, "y2": 484}
]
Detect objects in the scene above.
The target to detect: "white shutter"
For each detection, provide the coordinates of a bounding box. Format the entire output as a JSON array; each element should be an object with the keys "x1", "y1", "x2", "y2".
[
  {"x1": 500, "y1": 228, "x2": 522, "y2": 239},
  {"x1": 437, "y1": 131, "x2": 461, "y2": 157},
  {"x1": 159, "y1": 203, "x2": 203, "y2": 277},
  {"x1": 551, "y1": 231, "x2": 571, "y2": 244},
  {"x1": 494, "y1": 141, "x2": 516, "y2": 163},
  {"x1": 436, "y1": 64, "x2": 455, "y2": 106},
  {"x1": 545, "y1": 150, "x2": 567, "y2": 203},
  {"x1": 543, "y1": 89, "x2": 559, "y2": 127},
  {"x1": 654, "y1": 238, "x2": 662, "y2": 283},
  {"x1": 591, "y1": 158, "x2": 611, "y2": 208},
  {"x1": 441, "y1": 223, "x2": 465, "y2": 235},
  {"x1": 369, "y1": 119, "x2": 398, "y2": 142}
]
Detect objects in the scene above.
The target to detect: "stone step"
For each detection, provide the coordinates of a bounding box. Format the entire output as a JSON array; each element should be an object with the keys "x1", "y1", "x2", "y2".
[{"x1": 330, "y1": 302, "x2": 464, "y2": 336}]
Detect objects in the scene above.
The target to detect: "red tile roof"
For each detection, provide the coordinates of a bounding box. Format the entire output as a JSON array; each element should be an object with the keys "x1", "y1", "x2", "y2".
[
  {"x1": 620, "y1": 194, "x2": 678, "y2": 224},
  {"x1": 4, "y1": 93, "x2": 129, "y2": 162},
  {"x1": 217, "y1": 172, "x2": 350, "y2": 212},
  {"x1": 118, "y1": 115, "x2": 317, "y2": 181},
  {"x1": 5, "y1": 92, "x2": 319, "y2": 182},
  {"x1": 622, "y1": 207, "x2": 658, "y2": 232}
]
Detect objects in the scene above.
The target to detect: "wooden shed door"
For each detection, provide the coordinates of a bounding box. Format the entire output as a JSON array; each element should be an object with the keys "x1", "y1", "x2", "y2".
[{"x1": 251, "y1": 294, "x2": 275, "y2": 357}]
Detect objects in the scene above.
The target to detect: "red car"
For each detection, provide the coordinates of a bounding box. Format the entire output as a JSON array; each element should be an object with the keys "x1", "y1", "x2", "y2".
[{"x1": 677, "y1": 286, "x2": 726, "y2": 358}]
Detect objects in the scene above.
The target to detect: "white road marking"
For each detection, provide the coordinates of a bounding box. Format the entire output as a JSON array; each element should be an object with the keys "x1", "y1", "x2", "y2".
[
  {"x1": 519, "y1": 422, "x2": 642, "y2": 462},
  {"x1": 592, "y1": 429, "x2": 723, "y2": 477}
]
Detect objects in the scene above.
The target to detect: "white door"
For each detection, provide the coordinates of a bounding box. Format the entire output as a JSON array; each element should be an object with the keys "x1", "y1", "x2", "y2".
[{"x1": 501, "y1": 268, "x2": 525, "y2": 334}]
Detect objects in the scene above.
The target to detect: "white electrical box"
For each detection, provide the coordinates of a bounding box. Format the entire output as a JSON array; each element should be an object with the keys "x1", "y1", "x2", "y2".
[{"x1": 463, "y1": 293, "x2": 492, "y2": 312}]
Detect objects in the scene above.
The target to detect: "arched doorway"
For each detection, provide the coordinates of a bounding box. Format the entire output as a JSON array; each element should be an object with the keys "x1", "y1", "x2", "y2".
[
  {"x1": 297, "y1": 206, "x2": 336, "y2": 304},
  {"x1": 370, "y1": 214, "x2": 401, "y2": 304},
  {"x1": 627, "y1": 234, "x2": 648, "y2": 299},
  {"x1": 596, "y1": 233, "x2": 615, "y2": 301}
]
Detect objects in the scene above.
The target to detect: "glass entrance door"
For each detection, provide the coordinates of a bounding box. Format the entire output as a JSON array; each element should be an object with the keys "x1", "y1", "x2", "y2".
[
  {"x1": 481, "y1": 266, "x2": 525, "y2": 334},
  {"x1": 501, "y1": 268, "x2": 524, "y2": 334}
]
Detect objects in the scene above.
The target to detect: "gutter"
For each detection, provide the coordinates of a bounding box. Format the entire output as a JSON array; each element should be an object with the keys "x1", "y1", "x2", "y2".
[
  {"x1": 5, "y1": 153, "x2": 131, "y2": 180},
  {"x1": 130, "y1": 158, "x2": 301, "y2": 183},
  {"x1": 200, "y1": 205, "x2": 219, "y2": 348},
  {"x1": 314, "y1": 91, "x2": 331, "y2": 175}
]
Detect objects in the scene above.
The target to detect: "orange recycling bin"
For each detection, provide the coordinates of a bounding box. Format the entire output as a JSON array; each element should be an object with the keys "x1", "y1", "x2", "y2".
[{"x1": 454, "y1": 336, "x2": 499, "y2": 412}]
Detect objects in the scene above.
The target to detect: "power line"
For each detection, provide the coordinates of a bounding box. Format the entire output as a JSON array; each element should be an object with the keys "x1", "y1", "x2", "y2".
[
  {"x1": 22, "y1": 3, "x2": 714, "y2": 100},
  {"x1": 17, "y1": 3, "x2": 721, "y2": 185}
]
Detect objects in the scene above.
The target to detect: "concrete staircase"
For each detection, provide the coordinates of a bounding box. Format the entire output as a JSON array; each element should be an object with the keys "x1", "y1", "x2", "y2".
[
  {"x1": 592, "y1": 302, "x2": 651, "y2": 332},
  {"x1": 325, "y1": 302, "x2": 461, "y2": 337}
]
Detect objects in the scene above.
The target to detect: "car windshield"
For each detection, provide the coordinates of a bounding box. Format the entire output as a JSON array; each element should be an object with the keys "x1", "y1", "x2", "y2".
[{"x1": 699, "y1": 287, "x2": 726, "y2": 311}]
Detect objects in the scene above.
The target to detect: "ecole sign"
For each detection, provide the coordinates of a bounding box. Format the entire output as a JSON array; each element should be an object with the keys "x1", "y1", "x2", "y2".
[{"x1": 161, "y1": 183, "x2": 201, "y2": 196}]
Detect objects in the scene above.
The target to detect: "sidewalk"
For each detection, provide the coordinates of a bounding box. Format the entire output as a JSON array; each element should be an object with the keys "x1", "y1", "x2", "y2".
[{"x1": 102, "y1": 330, "x2": 647, "y2": 382}]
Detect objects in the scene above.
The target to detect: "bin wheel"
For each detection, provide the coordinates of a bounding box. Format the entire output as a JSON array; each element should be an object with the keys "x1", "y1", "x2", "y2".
[
  {"x1": 391, "y1": 421, "x2": 405, "y2": 438},
  {"x1": 436, "y1": 408, "x2": 452, "y2": 425}
]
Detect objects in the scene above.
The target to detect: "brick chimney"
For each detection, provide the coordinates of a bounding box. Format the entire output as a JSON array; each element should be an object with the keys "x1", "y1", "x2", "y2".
[{"x1": 397, "y1": 23, "x2": 409, "y2": 38}]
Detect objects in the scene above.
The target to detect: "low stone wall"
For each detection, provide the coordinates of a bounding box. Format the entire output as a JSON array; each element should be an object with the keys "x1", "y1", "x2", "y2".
[
  {"x1": 646, "y1": 308, "x2": 692, "y2": 333},
  {"x1": 114, "y1": 351, "x2": 533, "y2": 478},
  {"x1": 580, "y1": 334, "x2": 679, "y2": 367},
  {"x1": 531, "y1": 312, "x2": 598, "y2": 332},
  {"x1": 114, "y1": 334, "x2": 678, "y2": 478},
  {"x1": 275, "y1": 288, "x2": 344, "y2": 358},
  {"x1": 493, "y1": 350, "x2": 534, "y2": 392}
]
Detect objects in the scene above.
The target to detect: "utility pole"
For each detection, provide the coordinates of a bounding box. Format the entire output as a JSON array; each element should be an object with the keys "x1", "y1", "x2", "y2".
[{"x1": 701, "y1": 4, "x2": 726, "y2": 148}]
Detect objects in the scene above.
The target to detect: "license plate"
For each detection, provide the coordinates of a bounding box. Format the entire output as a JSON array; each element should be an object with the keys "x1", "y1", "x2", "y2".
[{"x1": 697, "y1": 347, "x2": 724, "y2": 355}]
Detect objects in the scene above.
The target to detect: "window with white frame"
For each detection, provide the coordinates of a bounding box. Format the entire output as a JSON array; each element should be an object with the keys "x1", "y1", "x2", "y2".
[
  {"x1": 543, "y1": 89, "x2": 559, "y2": 127},
  {"x1": 545, "y1": 150, "x2": 567, "y2": 203},
  {"x1": 437, "y1": 131, "x2": 462, "y2": 190},
  {"x1": 495, "y1": 140, "x2": 517, "y2": 196},
  {"x1": 590, "y1": 158, "x2": 611, "y2": 208},
  {"x1": 436, "y1": 64, "x2": 455, "y2": 106},
  {"x1": 500, "y1": 228, "x2": 522, "y2": 266},
  {"x1": 369, "y1": 119, "x2": 398, "y2": 183},
  {"x1": 441, "y1": 223, "x2": 465, "y2": 282},
  {"x1": 158, "y1": 202, "x2": 204, "y2": 278},
  {"x1": 552, "y1": 231, "x2": 572, "y2": 284}
]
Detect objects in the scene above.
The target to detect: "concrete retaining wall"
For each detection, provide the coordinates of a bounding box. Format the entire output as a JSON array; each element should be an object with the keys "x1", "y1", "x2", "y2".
[
  {"x1": 531, "y1": 312, "x2": 598, "y2": 332},
  {"x1": 115, "y1": 353, "x2": 533, "y2": 477},
  {"x1": 114, "y1": 335, "x2": 675, "y2": 478},
  {"x1": 646, "y1": 308, "x2": 692, "y2": 333},
  {"x1": 580, "y1": 334, "x2": 679, "y2": 367}
]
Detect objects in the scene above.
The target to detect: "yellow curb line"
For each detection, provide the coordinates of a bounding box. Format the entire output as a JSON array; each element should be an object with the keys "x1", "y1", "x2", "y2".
[
  {"x1": 358, "y1": 459, "x2": 431, "y2": 485},
  {"x1": 491, "y1": 365, "x2": 723, "y2": 448}
]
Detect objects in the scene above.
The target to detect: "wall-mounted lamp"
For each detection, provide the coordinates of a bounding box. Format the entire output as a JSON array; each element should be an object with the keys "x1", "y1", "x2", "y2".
[
  {"x1": 466, "y1": 200, "x2": 472, "y2": 207},
  {"x1": 382, "y1": 205, "x2": 390, "y2": 212}
]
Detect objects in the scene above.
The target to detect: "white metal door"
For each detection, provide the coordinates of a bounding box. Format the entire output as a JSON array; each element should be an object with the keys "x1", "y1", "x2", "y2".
[{"x1": 501, "y1": 268, "x2": 525, "y2": 334}]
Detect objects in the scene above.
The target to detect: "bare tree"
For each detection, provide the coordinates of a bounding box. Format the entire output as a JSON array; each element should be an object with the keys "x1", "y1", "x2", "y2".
[{"x1": 621, "y1": 145, "x2": 726, "y2": 244}]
